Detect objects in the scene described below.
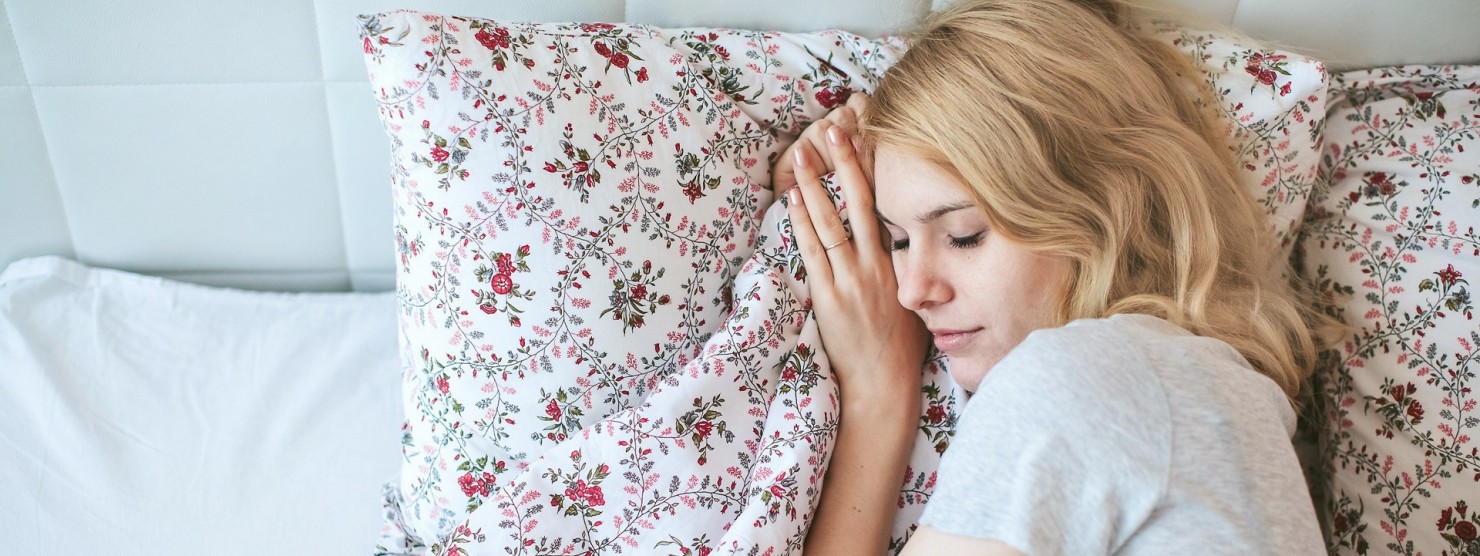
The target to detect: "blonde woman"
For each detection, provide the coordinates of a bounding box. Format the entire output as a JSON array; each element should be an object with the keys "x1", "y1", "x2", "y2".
[{"x1": 774, "y1": 0, "x2": 1329, "y2": 553}]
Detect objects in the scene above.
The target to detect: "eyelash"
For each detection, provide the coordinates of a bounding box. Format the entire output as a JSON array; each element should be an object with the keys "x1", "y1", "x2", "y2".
[{"x1": 889, "y1": 232, "x2": 984, "y2": 252}]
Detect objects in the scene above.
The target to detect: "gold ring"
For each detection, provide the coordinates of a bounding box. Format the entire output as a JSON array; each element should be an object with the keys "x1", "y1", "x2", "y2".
[{"x1": 824, "y1": 236, "x2": 850, "y2": 251}]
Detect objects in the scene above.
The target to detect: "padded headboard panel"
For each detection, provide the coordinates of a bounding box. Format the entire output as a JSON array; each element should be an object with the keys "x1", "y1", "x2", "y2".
[{"x1": 2, "y1": 0, "x2": 1477, "y2": 291}]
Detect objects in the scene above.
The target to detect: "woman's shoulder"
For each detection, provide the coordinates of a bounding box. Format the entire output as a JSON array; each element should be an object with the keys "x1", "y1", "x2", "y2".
[
  {"x1": 968, "y1": 315, "x2": 1178, "y2": 444},
  {"x1": 985, "y1": 312, "x2": 1296, "y2": 438},
  {"x1": 986, "y1": 313, "x2": 1187, "y2": 393},
  {"x1": 974, "y1": 313, "x2": 1278, "y2": 432},
  {"x1": 997, "y1": 313, "x2": 1254, "y2": 385}
]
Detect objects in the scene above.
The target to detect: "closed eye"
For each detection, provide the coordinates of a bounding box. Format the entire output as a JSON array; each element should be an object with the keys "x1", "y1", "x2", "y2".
[
  {"x1": 950, "y1": 232, "x2": 983, "y2": 249},
  {"x1": 889, "y1": 232, "x2": 983, "y2": 252}
]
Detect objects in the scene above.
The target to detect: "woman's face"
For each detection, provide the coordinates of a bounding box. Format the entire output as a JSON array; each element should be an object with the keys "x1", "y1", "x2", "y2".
[{"x1": 872, "y1": 146, "x2": 1071, "y2": 392}]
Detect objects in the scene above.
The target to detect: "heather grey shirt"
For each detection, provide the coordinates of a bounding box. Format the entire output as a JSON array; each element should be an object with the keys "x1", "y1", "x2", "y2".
[{"x1": 919, "y1": 314, "x2": 1325, "y2": 555}]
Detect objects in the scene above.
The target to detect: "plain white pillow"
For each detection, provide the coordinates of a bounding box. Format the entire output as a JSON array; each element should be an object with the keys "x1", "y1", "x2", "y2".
[{"x1": 0, "y1": 256, "x2": 401, "y2": 555}]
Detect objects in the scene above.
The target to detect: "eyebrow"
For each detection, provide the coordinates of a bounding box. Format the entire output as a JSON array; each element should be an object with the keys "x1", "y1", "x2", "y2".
[{"x1": 875, "y1": 201, "x2": 976, "y2": 227}]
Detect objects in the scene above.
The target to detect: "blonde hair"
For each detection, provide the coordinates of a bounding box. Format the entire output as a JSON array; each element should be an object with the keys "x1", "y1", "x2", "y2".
[{"x1": 861, "y1": 0, "x2": 1320, "y2": 402}]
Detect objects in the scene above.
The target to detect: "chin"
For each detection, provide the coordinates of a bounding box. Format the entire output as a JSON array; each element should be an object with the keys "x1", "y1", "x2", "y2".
[
  {"x1": 945, "y1": 358, "x2": 988, "y2": 394},
  {"x1": 945, "y1": 351, "x2": 1007, "y2": 395}
]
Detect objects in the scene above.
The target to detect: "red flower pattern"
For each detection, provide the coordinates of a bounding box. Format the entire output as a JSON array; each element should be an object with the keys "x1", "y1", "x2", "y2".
[
  {"x1": 814, "y1": 87, "x2": 848, "y2": 109},
  {"x1": 1439, "y1": 264, "x2": 1462, "y2": 288},
  {"x1": 475, "y1": 27, "x2": 511, "y2": 50},
  {"x1": 564, "y1": 479, "x2": 605, "y2": 507},
  {"x1": 925, "y1": 404, "x2": 947, "y2": 425},
  {"x1": 1302, "y1": 65, "x2": 1480, "y2": 555},
  {"x1": 490, "y1": 273, "x2": 512, "y2": 295},
  {"x1": 1458, "y1": 520, "x2": 1478, "y2": 542}
]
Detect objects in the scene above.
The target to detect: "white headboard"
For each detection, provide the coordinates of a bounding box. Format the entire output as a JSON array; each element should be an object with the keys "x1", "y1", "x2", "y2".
[{"x1": 2, "y1": 0, "x2": 1477, "y2": 291}]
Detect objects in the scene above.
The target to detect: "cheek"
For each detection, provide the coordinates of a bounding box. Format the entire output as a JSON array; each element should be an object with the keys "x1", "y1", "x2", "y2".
[
  {"x1": 1020, "y1": 255, "x2": 1071, "y2": 322},
  {"x1": 949, "y1": 248, "x2": 1067, "y2": 386}
]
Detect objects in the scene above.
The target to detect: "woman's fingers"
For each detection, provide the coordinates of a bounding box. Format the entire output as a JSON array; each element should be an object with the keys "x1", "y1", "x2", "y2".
[
  {"x1": 829, "y1": 106, "x2": 857, "y2": 136},
  {"x1": 844, "y1": 92, "x2": 870, "y2": 118},
  {"x1": 842, "y1": 95, "x2": 872, "y2": 170},
  {"x1": 771, "y1": 98, "x2": 869, "y2": 192},
  {"x1": 825, "y1": 125, "x2": 882, "y2": 256},
  {"x1": 803, "y1": 119, "x2": 836, "y2": 171},
  {"x1": 785, "y1": 175, "x2": 833, "y2": 284},
  {"x1": 793, "y1": 142, "x2": 855, "y2": 264},
  {"x1": 804, "y1": 105, "x2": 860, "y2": 174}
]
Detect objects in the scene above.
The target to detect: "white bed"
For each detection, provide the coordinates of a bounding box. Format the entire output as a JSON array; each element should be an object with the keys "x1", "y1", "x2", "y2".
[{"x1": 2, "y1": 0, "x2": 1478, "y2": 554}]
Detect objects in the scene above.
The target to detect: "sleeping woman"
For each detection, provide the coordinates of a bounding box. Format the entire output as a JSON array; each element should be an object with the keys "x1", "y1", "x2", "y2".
[{"x1": 773, "y1": 0, "x2": 1329, "y2": 553}]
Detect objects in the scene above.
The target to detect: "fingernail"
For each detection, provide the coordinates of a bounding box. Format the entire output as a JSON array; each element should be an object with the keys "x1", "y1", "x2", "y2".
[
  {"x1": 828, "y1": 126, "x2": 845, "y2": 145},
  {"x1": 786, "y1": 186, "x2": 800, "y2": 205},
  {"x1": 793, "y1": 147, "x2": 807, "y2": 168}
]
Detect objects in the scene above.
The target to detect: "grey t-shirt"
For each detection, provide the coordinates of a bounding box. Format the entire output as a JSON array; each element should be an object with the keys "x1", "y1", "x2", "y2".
[{"x1": 918, "y1": 313, "x2": 1325, "y2": 555}]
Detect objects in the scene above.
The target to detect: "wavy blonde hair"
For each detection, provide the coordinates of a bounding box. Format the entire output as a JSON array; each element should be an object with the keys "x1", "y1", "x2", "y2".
[{"x1": 861, "y1": 0, "x2": 1320, "y2": 402}]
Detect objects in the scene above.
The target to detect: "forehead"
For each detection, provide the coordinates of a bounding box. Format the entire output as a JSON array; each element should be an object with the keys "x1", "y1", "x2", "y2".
[{"x1": 873, "y1": 147, "x2": 973, "y2": 217}]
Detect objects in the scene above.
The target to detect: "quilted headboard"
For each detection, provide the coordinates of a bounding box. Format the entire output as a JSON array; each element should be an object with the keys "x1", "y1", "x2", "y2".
[{"x1": 2, "y1": 0, "x2": 1477, "y2": 291}]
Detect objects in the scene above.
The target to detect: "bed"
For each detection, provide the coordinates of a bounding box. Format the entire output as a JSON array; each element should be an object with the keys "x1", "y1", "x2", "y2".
[{"x1": 2, "y1": 0, "x2": 1478, "y2": 554}]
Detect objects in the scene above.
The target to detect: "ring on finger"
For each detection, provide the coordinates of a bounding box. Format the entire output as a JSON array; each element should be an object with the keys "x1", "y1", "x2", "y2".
[{"x1": 823, "y1": 235, "x2": 851, "y2": 251}]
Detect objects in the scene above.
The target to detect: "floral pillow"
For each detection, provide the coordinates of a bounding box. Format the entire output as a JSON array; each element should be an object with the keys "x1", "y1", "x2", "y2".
[
  {"x1": 429, "y1": 177, "x2": 956, "y2": 554},
  {"x1": 360, "y1": 10, "x2": 1332, "y2": 554},
  {"x1": 360, "y1": 12, "x2": 912, "y2": 551},
  {"x1": 1299, "y1": 65, "x2": 1480, "y2": 555},
  {"x1": 1147, "y1": 22, "x2": 1329, "y2": 252}
]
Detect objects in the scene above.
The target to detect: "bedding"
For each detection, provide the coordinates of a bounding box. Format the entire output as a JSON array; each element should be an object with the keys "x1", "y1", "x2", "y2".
[
  {"x1": 361, "y1": 10, "x2": 1334, "y2": 554},
  {"x1": 0, "y1": 256, "x2": 402, "y2": 555},
  {"x1": 1147, "y1": 22, "x2": 1329, "y2": 252},
  {"x1": 1298, "y1": 65, "x2": 1480, "y2": 555},
  {"x1": 2, "y1": 1, "x2": 1477, "y2": 556},
  {"x1": 361, "y1": 13, "x2": 921, "y2": 552}
]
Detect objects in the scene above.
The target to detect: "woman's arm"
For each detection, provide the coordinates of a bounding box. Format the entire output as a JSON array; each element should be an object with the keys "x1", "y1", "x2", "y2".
[
  {"x1": 803, "y1": 380, "x2": 920, "y2": 555},
  {"x1": 781, "y1": 118, "x2": 929, "y2": 554}
]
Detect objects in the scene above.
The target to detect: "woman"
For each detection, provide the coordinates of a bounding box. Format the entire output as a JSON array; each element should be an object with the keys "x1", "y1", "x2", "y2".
[{"x1": 776, "y1": 0, "x2": 1329, "y2": 554}]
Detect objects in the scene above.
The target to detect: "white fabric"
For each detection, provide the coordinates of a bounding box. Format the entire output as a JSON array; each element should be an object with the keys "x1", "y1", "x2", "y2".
[{"x1": 0, "y1": 256, "x2": 402, "y2": 555}]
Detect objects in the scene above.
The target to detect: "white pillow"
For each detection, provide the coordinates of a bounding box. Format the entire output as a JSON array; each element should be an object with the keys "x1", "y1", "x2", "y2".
[{"x1": 0, "y1": 256, "x2": 402, "y2": 555}]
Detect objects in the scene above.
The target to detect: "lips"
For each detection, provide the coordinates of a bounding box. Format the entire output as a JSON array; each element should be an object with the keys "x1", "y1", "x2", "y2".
[{"x1": 930, "y1": 327, "x2": 981, "y2": 353}]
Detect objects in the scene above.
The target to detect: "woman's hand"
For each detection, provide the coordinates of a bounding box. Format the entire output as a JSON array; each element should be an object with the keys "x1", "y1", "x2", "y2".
[
  {"x1": 771, "y1": 93, "x2": 872, "y2": 193},
  {"x1": 788, "y1": 120, "x2": 929, "y2": 556},
  {"x1": 783, "y1": 118, "x2": 929, "y2": 405}
]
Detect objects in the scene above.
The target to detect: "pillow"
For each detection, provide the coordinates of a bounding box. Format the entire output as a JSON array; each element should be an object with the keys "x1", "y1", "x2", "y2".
[
  {"x1": 1146, "y1": 22, "x2": 1330, "y2": 252},
  {"x1": 0, "y1": 256, "x2": 402, "y2": 555},
  {"x1": 360, "y1": 12, "x2": 914, "y2": 551},
  {"x1": 360, "y1": 11, "x2": 1330, "y2": 553},
  {"x1": 1298, "y1": 65, "x2": 1480, "y2": 556},
  {"x1": 430, "y1": 178, "x2": 959, "y2": 554}
]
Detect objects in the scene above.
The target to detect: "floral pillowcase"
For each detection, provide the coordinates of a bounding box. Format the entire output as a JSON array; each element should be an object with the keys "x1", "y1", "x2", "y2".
[
  {"x1": 361, "y1": 12, "x2": 916, "y2": 553},
  {"x1": 1145, "y1": 22, "x2": 1329, "y2": 252},
  {"x1": 360, "y1": 11, "x2": 1330, "y2": 555},
  {"x1": 1298, "y1": 65, "x2": 1480, "y2": 555}
]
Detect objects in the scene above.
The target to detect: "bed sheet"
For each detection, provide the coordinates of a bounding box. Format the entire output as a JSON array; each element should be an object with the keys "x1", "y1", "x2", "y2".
[{"x1": 0, "y1": 256, "x2": 402, "y2": 555}]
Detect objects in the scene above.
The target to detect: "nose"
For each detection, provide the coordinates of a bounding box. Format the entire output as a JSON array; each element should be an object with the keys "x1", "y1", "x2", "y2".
[{"x1": 895, "y1": 251, "x2": 952, "y2": 312}]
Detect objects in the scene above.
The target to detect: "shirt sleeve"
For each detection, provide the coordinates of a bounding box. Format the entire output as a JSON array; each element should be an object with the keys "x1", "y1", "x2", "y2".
[{"x1": 917, "y1": 323, "x2": 1174, "y2": 556}]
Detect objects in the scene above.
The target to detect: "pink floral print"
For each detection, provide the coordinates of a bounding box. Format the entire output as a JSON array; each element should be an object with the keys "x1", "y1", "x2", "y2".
[
  {"x1": 360, "y1": 12, "x2": 935, "y2": 554},
  {"x1": 1299, "y1": 65, "x2": 1480, "y2": 555},
  {"x1": 1149, "y1": 22, "x2": 1329, "y2": 253}
]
